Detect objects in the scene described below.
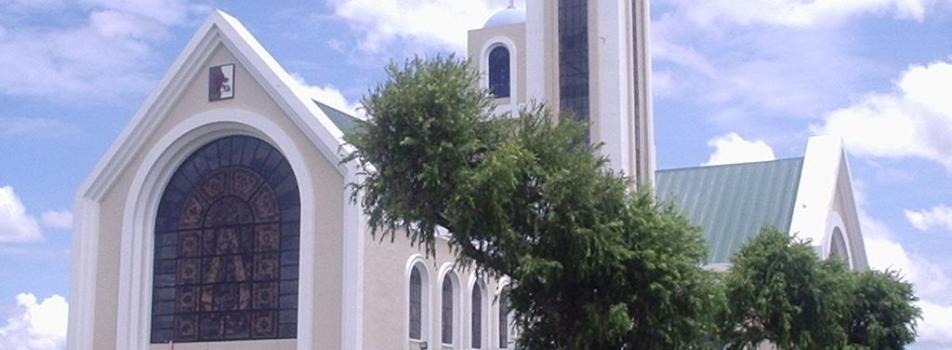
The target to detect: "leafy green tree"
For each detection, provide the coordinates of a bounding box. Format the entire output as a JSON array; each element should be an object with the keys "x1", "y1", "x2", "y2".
[
  {"x1": 344, "y1": 56, "x2": 717, "y2": 349},
  {"x1": 720, "y1": 228, "x2": 850, "y2": 349},
  {"x1": 843, "y1": 269, "x2": 920, "y2": 349}
]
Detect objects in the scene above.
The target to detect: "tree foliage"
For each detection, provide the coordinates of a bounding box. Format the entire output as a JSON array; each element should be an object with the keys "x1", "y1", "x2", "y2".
[
  {"x1": 844, "y1": 269, "x2": 920, "y2": 349},
  {"x1": 721, "y1": 228, "x2": 921, "y2": 350},
  {"x1": 720, "y1": 228, "x2": 850, "y2": 349},
  {"x1": 344, "y1": 56, "x2": 718, "y2": 349}
]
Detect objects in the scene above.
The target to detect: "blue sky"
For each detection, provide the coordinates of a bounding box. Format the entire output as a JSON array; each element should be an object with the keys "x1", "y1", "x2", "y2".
[{"x1": 0, "y1": 0, "x2": 950, "y2": 348}]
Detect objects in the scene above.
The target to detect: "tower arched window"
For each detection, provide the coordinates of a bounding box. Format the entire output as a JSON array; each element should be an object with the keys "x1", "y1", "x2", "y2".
[
  {"x1": 409, "y1": 266, "x2": 423, "y2": 340},
  {"x1": 488, "y1": 45, "x2": 511, "y2": 98},
  {"x1": 150, "y1": 135, "x2": 300, "y2": 343}
]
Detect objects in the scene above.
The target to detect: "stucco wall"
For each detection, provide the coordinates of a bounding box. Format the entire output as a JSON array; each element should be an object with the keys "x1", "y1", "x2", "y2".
[
  {"x1": 89, "y1": 43, "x2": 345, "y2": 349},
  {"x1": 361, "y1": 231, "x2": 509, "y2": 350},
  {"x1": 467, "y1": 23, "x2": 528, "y2": 107}
]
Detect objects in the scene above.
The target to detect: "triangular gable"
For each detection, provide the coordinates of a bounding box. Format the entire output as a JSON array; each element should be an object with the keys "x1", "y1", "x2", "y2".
[
  {"x1": 77, "y1": 10, "x2": 351, "y2": 202},
  {"x1": 789, "y1": 136, "x2": 868, "y2": 270}
]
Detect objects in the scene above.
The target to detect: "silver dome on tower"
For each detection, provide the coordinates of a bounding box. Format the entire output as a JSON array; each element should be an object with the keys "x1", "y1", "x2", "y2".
[{"x1": 483, "y1": 3, "x2": 525, "y2": 28}]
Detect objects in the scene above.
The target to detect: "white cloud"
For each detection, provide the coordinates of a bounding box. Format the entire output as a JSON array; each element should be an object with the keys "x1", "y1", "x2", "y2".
[
  {"x1": 651, "y1": 5, "x2": 886, "y2": 122},
  {"x1": 864, "y1": 235, "x2": 951, "y2": 304},
  {"x1": 40, "y1": 210, "x2": 72, "y2": 231},
  {"x1": 328, "y1": 0, "x2": 516, "y2": 53},
  {"x1": 0, "y1": 117, "x2": 76, "y2": 138},
  {"x1": 81, "y1": 0, "x2": 201, "y2": 27},
  {"x1": 0, "y1": 293, "x2": 68, "y2": 350},
  {"x1": 1, "y1": 0, "x2": 65, "y2": 13},
  {"x1": 0, "y1": 186, "x2": 42, "y2": 243},
  {"x1": 917, "y1": 300, "x2": 952, "y2": 348},
  {"x1": 905, "y1": 205, "x2": 952, "y2": 233},
  {"x1": 702, "y1": 132, "x2": 776, "y2": 166},
  {"x1": 0, "y1": 0, "x2": 209, "y2": 101},
  {"x1": 666, "y1": 0, "x2": 935, "y2": 28},
  {"x1": 853, "y1": 182, "x2": 952, "y2": 346},
  {"x1": 812, "y1": 59, "x2": 952, "y2": 170},
  {"x1": 290, "y1": 74, "x2": 363, "y2": 118}
]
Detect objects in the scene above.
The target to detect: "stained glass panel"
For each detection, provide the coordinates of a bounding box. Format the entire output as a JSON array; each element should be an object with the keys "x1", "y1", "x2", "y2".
[
  {"x1": 151, "y1": 135, "x2": 299, "y2": 343},
  {"x1": 442, "y1": 277, "x2": 454, "y2": 344},
  {"x1": 409, "y1": 267, "x2": 422, "y2": 340},
  {"x1": 488, "y1": 46, "x2": 510, "y2": 98},
  {"x1": 472, "y1": 284, "x2": 482, "y2": 348}
]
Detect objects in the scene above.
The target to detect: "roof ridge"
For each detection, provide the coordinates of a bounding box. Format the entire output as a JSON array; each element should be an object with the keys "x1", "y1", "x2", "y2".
[
  {"x1": 312, "y1": 98, "x2": 357, "y2": 119},
  {"x1": 657, "y1": 156, "x2": 805, "y2": 173}
]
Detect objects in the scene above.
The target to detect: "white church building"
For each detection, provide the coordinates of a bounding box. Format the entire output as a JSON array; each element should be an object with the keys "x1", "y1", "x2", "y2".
[{"x1": 67, "y1": 1, "x2": 867, "y2": 350}]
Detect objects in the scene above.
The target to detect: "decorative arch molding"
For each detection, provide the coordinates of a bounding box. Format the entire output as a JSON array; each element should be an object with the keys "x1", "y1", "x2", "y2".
[
  {"x1": 437, "y1": 263, "x2": 462, "y2": 349},
  {"x1": 480, "y1": 36, "x2": 519, "y2": 114},
  {"x1": 467, "y1": 275, "x2": 490, "y2": 349},
  {"x1": 830, "y1": 227, "x2": 850, "y2": 263},
  {"x1": 493, "y1": 276, "x2": 512, "y2": 349},
  {"x1": 823, "y1": 211, "x2": 853, "y2": 269},
  {"x1": 114, "y1": 108, "x2": 318, "y2": 350},
  {"x1": 404, "y1": 254, "x2": 432, "y2": 350}
]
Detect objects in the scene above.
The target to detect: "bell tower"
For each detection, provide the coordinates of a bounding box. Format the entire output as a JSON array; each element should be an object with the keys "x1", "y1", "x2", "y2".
[
  {"x1": 468, "y1": 2, "x2": 527, "y2": 116},
  {"x1": 525, "y1": 0, "x2": 655, "y2": 187}
]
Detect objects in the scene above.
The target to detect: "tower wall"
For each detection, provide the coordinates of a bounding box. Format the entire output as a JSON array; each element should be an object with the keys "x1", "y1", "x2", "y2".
[{"x1": 525, "y1": 0, "x2": 655, "y2": 187}]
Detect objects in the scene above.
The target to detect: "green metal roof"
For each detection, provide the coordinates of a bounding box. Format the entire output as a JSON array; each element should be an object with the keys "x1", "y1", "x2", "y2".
[
  {"x1": 655, "y1": 158, "x2": 804, "y2": 264},
  {"x1": 313, "y1": 99, "x2": 362, "y2": 135}
]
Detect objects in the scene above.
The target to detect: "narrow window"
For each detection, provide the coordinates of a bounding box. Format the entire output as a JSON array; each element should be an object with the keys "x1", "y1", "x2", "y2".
[
  {"x1": 498, "y1": 290, "x2": 509, "y2": 348},
  {"x1": 442, "y1": 277, "x2": 454, "y2": 344},
  {"x1": 409, "y1": 266, "x2": 422, "y2": 340},
  {"x1": 488, "y1": 46, "x2": 511, "y2": 98},
  {"x1": 472, "y1": 284, "x2": 483, "y2": 348}
]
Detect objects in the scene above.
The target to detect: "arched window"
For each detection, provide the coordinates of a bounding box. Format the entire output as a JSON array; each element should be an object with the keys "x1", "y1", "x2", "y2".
[
  {"x1": 488, "y1": 45, "x2": 511, "y2": 98},
  {"x1": 409, "y1": 266, "x2": 423, "y2": 340},
  {"x1": 471, "y1": 282, "x2": 485, "y2": 348},
  {"x1": 498, "y1": 289, "x2": 509, "y2": 348},
  {"x1": 441, "y1": 277, "x2": 455, "y2": 345},
  {"x1": 830, "y1": 227, "x2": 849, "y2": 263},
  {"x1": 150, "y1": 135, "x2": 300, "y2": 343}
]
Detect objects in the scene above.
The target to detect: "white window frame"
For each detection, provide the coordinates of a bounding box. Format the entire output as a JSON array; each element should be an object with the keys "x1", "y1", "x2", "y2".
[
  {"x1": 438, "y1": 264, "x2": 461, "y2": 350},
  {"x1": 406, "y1": 255, "x2": 432, "y2": 349}
]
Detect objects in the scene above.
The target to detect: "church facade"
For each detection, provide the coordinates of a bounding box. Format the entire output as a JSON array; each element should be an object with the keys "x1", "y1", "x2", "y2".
[{"x1": 66, "y1": 2, "x2": 866, "y2": 350}]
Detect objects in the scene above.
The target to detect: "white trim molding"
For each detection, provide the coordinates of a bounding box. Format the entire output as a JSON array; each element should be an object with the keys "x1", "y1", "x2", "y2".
[
  {"x1": 493, "y1": 277, "x2": 512, "y2": 349},
  {"x1": 437, "y1": 264, "x2": 462, "y2": 350},
  {"x1": 342, "y1": 165, "x2": 365, "y2": 350},
  {"x1": 525, "y1": 0, "x2": 547, "y2": 102},
  {"x1": 824, "y1": 212, "x2": 854, "y2": 270},
  {"x1": 69, "y1": 9, "x2": 366, "y2": 350},
  {"x1": 405, "y1": 255, "x2": 433, "y2": 350},
  {"x1": 466, "y1": 277, "x2": 490, "y2": 349},
  {"x1": 789, "y1": 135, "x2": 868, "y2": 271},
  {"x1": 65, "y1": 198, "x2": 100, "y2": 350},
  {"x1": 480, "y1": 36, "x2": 519, "y2": 116},
  {"x1": 76, "y1": 10, "x2": 350, "y2": 204}
]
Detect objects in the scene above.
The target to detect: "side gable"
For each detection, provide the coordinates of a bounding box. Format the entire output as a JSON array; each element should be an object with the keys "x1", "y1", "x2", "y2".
[
  {"x1": 655, "y1": 136, "x2": 869, "y2": 271},
  {"x1": 77, "y1": 10, "x2": 352, "y2": 203},
  {"x1": 789, "y1": 136, "x2": 868, "y2": 270}
]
